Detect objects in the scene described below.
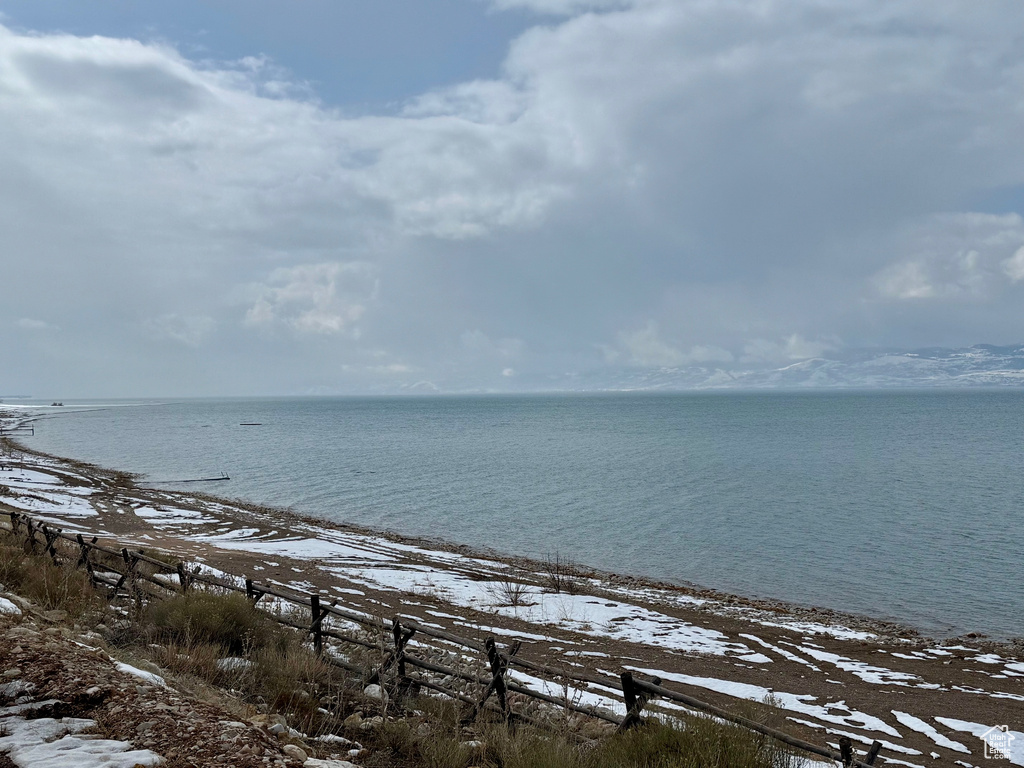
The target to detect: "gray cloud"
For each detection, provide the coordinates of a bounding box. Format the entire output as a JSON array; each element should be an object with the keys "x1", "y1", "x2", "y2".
[{"x1": 2, "y1": 1, "x2": 1024, "y2": 396}]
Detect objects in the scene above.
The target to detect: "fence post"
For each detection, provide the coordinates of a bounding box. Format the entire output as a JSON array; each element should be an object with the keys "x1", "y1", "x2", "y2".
[
  {"x1": 113, "y1": 548, "x2": 140, "y2": 606},
  {"x1": 617, "y1": 670, "x2": 662, "y2": 732},
  {"x1": 176, "y1": 563, "x2": 191, "y2": 593},
  {"x1": 23, "y1": 518, "x2": 38, "y2": 554},
  {"x1": 865, "y1": 741, "x2": 882, "y2": 766},
  {"x1": 310, "y1": 594, "x2": 323, "y2": 655},
  {"x1": 40, "y1": 524, "x2": 61, "y2": 566},
  {"x1": 839, "y1": 736, "x2": 854, "y2": 767},
  {"x1": 76, "y1": 534, "x2": 97, "y2": 585},
  {"x1": 463, "y1": 637, "x2": 520, "y2": 725}
]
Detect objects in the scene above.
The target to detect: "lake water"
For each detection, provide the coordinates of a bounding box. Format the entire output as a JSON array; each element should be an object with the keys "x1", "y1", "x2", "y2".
[{"x1": 10, "y1": 391, "x2": 1024, "y2": 639}]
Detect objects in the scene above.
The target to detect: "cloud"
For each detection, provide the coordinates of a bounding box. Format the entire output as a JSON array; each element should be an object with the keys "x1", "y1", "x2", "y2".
[
  {"x1": 245, "y1": 262, "x2": 377, "y2": 336},
  {"x1": 742, "y1": 335, "x2": 839, "y2": 364},
  {"x1": 874, "y1": 213, "x2": 1024, "y2": 301},
  {"x1": 486, "y1": 0, "x2": 636, "y2": 15},
  {"x1": 15, "y1": 318, "x2": 57, "y2": 331},
  {"x1": 4, "y1": 0, "x2": 1024, "y2": 395},
  {"x1": 1002, "y1": 245, "x2": 1024, "y2": 283},
  {"x1": 144, "y1": 314, "x2": 214, "y2": 346},
  {"x1": 460, "y1": 329, "x2": 525, "y2": 359},
  {"x1": 614, "y1": 322, "x2": 733, "y2": 367}
]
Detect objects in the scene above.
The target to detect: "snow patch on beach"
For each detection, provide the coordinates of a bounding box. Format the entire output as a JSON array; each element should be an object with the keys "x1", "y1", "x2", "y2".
[
  {"x1": 755, "y1": 620, "x2": 875, "y2": 641},
  {"x1": 935, "y1": 718, "x2": 1024, "y2": 766},
  {"x1": 509, "y1": 669, "x2": 625, "y2": 716},
  {"x1": 134, "y1": 504, "x2": 215, "y2": 524},
  {"x1": 0, "y1": 490, "x2": 97, "y2": 518},
  {"x1": 790, "y1": 644, "x2": 921, "y2": 686},
  {"x1": 892, "y1": 711, "x2": 970, "y2": 753},
  {"x1": 193, "y1": 530, "x2": 392, "y2": 562},
  {"x1": 626, "y1": 667, "x2": 902, "y2": 737},
  {"x1": 339, "y1": 565, "x2": 765, "y2": 659}
]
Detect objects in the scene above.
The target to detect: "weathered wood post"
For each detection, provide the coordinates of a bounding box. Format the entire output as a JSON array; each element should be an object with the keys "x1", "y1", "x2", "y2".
[
  {"x1": 176, "y1": 563, "x2": 191, "y2": 593},
  {"x1": 40, "y1": 524, "x2": 61, "y2": 566},
  {"x1": 310, "y1": 594, "x2": 323, "y2": 655},
  {"x1": 617, "y1": 670, "x2": 662, "y2": 732},
  {"x1": 76, "y1": 534, "x2": 97, "y2": 585},
  {"x1": 390, "y1": 618, "x2": 418, "y2": 700},
  {"x1": 366, "y1": 618, "x2": 415, "y2": 689},
  {"x1": 839, "y1": 736, "x2": 854, "y2": 767},
  {"x1": 487, "y1": 637, "x2": 510, "y2": 718},
  {"x1": 117, "y1": 548, "x2": 141, "y2": 610},
  {"x1": 23, "y1": 518, "x2": 38, "y2": 554},
  {"x1": 865, "y1": 741, "x2": 882, "y2": 766},
  {"x1": 463, "y1": 637, "x2": 520, "y2": 725}
]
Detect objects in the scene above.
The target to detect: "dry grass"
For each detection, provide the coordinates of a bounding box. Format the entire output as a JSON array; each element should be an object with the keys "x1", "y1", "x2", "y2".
[
  {"x1": 132, "y1": 590, "x2": 355, "y2": 738},
  {"x1": 0, "y1": 522, "x2": 802, "y2": 768},
  {"x1": 0, "y1": 535, "x2": 103, "y2": 620},
  {"x1": 363, "y1": 711, "x2": 799, "y2": 768}
]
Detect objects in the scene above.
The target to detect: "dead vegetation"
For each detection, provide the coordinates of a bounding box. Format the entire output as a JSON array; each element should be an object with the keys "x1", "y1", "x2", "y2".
[{"x1": 0, "y1": 523, "x2": 803, "y2": 768}]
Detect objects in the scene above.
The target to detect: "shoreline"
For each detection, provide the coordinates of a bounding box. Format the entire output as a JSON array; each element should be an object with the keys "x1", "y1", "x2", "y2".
[
  {"x1": 0, "y1": 408, "x2": 996, "y2": 645},
  {"x1": 2, "y1": 427, "x2": 945, "y2": 647},
  {"x1": 2, "y1": 411, "x2": 1023, "y2": 767}
]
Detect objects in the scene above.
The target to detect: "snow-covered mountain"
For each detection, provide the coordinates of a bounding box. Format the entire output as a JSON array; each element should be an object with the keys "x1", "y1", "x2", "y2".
[{"x1": 559, "y1": 344, "x2": 1024, "y2": 391}]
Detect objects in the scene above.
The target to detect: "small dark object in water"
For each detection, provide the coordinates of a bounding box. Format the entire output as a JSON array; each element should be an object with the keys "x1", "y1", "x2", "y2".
[
  {"x1": 51, "y1": 402, "x2": 64, "y2": 407},
  {"x1": 240, "y1": 422, "x2": 262, "y2": 426}
]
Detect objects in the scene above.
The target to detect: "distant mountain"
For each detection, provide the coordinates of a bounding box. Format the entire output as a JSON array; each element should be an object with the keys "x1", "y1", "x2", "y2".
[{"x1": 559, "y1": 344, "x2": 1024, "y2": 391}]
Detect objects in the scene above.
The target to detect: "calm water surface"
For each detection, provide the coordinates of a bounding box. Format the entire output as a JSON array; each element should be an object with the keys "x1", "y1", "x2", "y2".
[{"x1": 15, "y1": 391, "x2": 1024, "y2": 639}]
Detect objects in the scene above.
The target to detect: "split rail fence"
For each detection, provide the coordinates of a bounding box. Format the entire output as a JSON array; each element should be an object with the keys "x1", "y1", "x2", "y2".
[{"x1": 2, "y1": 509, "x2": 883, "y2": 768}]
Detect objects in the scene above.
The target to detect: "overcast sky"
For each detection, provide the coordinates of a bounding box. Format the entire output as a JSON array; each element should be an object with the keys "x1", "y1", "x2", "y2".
[{"x1": 3, "y1": 0, "x2": 1024, "y2": 397}]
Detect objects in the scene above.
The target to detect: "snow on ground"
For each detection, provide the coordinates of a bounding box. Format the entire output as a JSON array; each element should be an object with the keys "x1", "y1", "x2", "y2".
[
  {"x1": 133, "y1": 504, "x2": 216, "y2": 525},
  {"x1": 195, "y1": 531, "x2": 392, "y2": 562},
  {"x1": 787, "y1": 717, "x2": 923, "y2": 756},
  {"x1": 1, "y1": 490, "x2": 98, "y2": 518},
  {"x1": 113, "y1": 662, "x2": 166, "y2": 688},
  {"x1": 740, "y1": 634, "x2": 822, "y2": 671},
  {"x1": 935, "y1": 718, "x2": 1024, "y2": 766},
  {"x1": 336, "y1": 564, "x2": 771, "y2": 660},
  {"x1": 0, "y1": 596, "x2": 22, "y2": 614},
  {"x1": 624, "y1": 666, "x2": 903, "y2": 738},
  {"x1": 754, "y1": 619, "x2": 876, "y2": 641},
  {"x1": 788, "y1": 644, "x2": 922, "y2": 686},
  {"x1": 508, "y1": 668, "x2": 626, "y2": 716},
  {"x1": 0, "y1": 710, "x2": 163, "y2": 768},
  {"x1": 452, "y1": 621, "x2": 564, "y2": 643},
  {"x1": 892, "y1": 711, "x2": 970, "y2": 753},
  {"x1": 0, "y1": 469, "x2": 62, "y2": 486}
]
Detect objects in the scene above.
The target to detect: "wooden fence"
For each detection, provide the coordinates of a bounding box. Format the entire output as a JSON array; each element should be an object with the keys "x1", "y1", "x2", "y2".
[{"x1": 0, "y1": 509, "x2": 883, "y2": 768}]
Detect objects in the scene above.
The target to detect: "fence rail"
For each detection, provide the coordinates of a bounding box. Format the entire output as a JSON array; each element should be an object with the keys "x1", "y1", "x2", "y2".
[{"x1": 0, "y1": 509, "x2": 882, "y2": 767}]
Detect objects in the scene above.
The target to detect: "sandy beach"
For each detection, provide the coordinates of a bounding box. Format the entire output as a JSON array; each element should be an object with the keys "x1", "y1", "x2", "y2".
[{"x1": 1, "y1": 415, "x2": 1022, "y2": 767}]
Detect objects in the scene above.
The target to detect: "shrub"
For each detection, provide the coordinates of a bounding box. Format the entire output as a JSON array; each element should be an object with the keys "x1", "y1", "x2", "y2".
[
  {"x1": 0, "y1": 538, "x2": 101, "y2": 619},
  {"x1": 488, "y1": 571, "x2": 532, "y2": 608},
  {"x1": 585, "y1": 716, "x2": 798, "y2": 768},
  {"x1": 145, "y1": 590, "x2": 284, "y2": 654},
  {"x1": 543, "y1": 552, "x2": 582, "y2": 595}
]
